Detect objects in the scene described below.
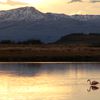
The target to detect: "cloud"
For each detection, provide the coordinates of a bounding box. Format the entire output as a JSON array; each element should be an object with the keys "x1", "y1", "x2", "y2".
[
  {"x1": 67, "y1": 0, "x2": 100, "y2": 3},
  {"x1": 90, "y1": 0, "x2": 100, "y2": 3},
  {"x1": 67, "y1": 0, "x2": 82, "y2": 3},
  {"x1": 0, "y1": 0, "x2": 28, "y2": 5}
]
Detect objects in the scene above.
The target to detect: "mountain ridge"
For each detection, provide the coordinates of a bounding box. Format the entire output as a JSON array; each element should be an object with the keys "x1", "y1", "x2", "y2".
[
  {"x1": 0, "y1": 6, "x2": 100, "y2": 43},
  {"x1": 0, "y1": 7, "x2": 45, "y2": 22}
]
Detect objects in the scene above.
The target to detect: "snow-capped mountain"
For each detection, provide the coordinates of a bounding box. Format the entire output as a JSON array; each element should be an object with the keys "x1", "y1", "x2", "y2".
[
  {"x1": 0, "y1": 7, "x2": 45, "y2": 22},
  {"x1": 0, "y1": 7, "x2": 100, "y2": 43}
]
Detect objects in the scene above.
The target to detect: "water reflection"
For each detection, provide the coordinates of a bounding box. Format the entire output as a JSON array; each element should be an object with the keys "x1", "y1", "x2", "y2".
[
  {"x1": 0, "y1": 63, "x2": 76, "y2": 77},
  {"x1": 0, "y1": 63, "x2": 100, "y2": 78},
  {"x1": 87, "y1": 86, "x2": 99, "y2": 92},
  {"x1": 0, "y1": 63, "x2": 99, "y2": 100},
  {"x1": 0, "y1": 63, "x2": 42, "y2": 76}
]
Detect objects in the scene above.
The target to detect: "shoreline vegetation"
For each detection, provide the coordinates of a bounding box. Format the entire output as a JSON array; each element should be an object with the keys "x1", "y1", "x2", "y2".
[
  {"x1": 0, "y1": 44, "x2": 100, "y2": 62},
  {"x1": 0, "y1": 33, "x2": 100, "y2": 62}
]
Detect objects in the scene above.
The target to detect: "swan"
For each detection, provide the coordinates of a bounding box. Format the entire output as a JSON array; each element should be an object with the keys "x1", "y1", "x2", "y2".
[{"x1": 87, "y1": 79, "x2": 99, "y2": 85}]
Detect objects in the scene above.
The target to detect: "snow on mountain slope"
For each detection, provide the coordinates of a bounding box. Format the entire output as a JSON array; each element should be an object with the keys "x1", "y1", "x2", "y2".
[
  {"x1": 0, "y1": 7, "x2": 45, "y2": 22},
  {"x1": 0, "y1": 7, "x2": 100, "y2": 22},
  {"x1": 71, "y1": 14, "x2": 100, "y2": 21}
]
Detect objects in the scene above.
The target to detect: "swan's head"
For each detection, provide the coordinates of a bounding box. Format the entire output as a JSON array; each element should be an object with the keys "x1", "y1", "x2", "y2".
[{"x1": 87, "y1": 79, "x2": 90, "y2": 82}]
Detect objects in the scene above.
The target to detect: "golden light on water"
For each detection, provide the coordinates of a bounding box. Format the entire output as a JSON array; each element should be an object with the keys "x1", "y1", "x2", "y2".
[
  {"x1": 0, "y1": 73, "x2": 73, "y2": 100},
  {"x1": 0, "y1": 63, "x2": 100, "y2": 100}
]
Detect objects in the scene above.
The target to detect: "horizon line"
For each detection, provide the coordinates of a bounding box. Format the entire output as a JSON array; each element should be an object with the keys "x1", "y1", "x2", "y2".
[{"x1": 0, "y1": 6, "x2": 100, "y2": 16}]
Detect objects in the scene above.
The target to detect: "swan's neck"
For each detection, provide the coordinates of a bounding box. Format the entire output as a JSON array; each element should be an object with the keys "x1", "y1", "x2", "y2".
[{"x1": 88, "y1": 80, "x2": 92, "y2": 85}]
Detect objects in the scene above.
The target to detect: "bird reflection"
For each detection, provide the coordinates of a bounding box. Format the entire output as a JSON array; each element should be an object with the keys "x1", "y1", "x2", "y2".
[{"x1": 87, "y1": 86, "x2": 99, "y2": 92}]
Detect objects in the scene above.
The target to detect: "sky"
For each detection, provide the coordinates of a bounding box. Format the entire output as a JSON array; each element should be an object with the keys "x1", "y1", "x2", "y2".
[{"x1": 0, "y1": 0, "x2": 100, "y2": 15}]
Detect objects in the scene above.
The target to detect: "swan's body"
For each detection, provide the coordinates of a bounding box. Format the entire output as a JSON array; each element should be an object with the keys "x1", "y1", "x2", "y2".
[{"x1": 87, "y1": 79, "x2": 99, "y2": 85}]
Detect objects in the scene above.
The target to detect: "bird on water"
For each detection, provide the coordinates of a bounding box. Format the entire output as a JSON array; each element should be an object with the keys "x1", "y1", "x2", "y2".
[{"x1": 87, "y1": 79, "x2": 99, "y2": 85}]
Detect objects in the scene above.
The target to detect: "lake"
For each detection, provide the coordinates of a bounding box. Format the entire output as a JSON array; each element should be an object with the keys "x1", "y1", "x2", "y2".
[{"x1": 0, "y1": 62, "x2": 100, "y2": 100}]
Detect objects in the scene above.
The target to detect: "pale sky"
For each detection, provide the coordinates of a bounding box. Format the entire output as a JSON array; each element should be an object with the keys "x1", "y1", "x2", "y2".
[{"x1": 0, "y1": 0, "x2": 100, "y2": 15}]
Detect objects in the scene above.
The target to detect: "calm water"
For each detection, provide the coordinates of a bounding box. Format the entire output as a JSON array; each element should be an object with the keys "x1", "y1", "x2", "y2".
[{"x1": 0, "y1": 62, "x2": 100, "y2": 100}]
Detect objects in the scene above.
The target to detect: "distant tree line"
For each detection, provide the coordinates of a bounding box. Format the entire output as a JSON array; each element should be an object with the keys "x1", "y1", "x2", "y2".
[
  {"x1": 0, "y1": 33, "x2": 100, "y2": 45},
  {"x1": 0, "y1": 39, "x2": 43, "y2": 44}
]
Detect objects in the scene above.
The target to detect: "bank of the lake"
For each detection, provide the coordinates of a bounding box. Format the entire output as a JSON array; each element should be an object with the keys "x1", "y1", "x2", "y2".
[{"x1": 0, "y1": 44, "x2": 100, "y2": 62}]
